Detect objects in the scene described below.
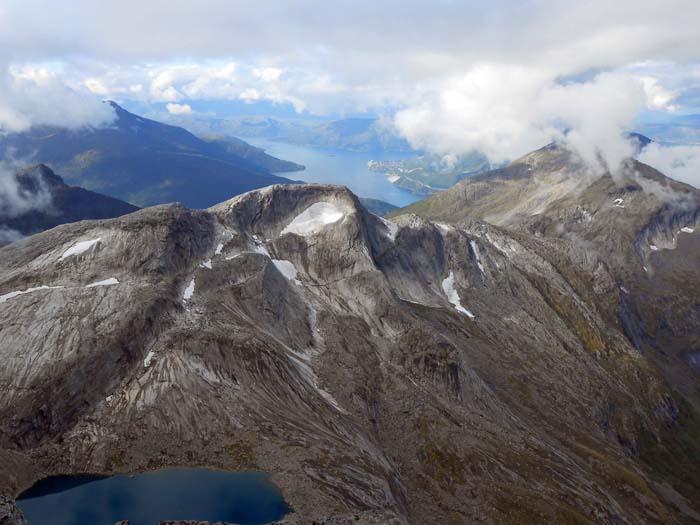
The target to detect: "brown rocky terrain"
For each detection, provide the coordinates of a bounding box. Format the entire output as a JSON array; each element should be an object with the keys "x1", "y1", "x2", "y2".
[{"x1": 1, "y1": 178, "x2": 699, "y2": 523}]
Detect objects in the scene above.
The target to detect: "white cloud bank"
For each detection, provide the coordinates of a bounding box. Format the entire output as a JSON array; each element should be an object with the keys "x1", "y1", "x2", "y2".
[
  {"x1": 166, "y1": 102, "x2": 192, "y2": 115},
  {"x1": 0, "y1": 160, "x2": 52, "y2": 219},
  {"x1": 638, "y1": 143, "x2": 700, "y2": 188},
  {"x1": 395, "y1": 67, "x2": 658, "y2": 174},
  {"x1": 0, "y1": 0, "x2": 699, "y2": 183},
  {"x1": 0, "y1": 65, "x2": 115, "y2": 133}
]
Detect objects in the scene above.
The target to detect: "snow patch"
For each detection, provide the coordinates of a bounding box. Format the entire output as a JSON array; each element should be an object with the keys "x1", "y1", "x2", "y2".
[
  {"x1": 200, "y1": 259, "x2": 212, "y2": 269},
  {"x1": 86, "y1": 278, "x2": 119, "y2": 287},
  {"x1": 470, "y1": 240, "x2": 485, "y2": 274},
  {"x1": 251, "y1": 234, "x2": 270, "y2": 256},
  {"x1": 143, "y1": 351, "x2": 155, "y2": 368},
  {"x1": 649, "y1": 244, "x2": 659, "y2": 251},
  {"x1": 0, "y1": 285, "x2": 64, "y2": 304},
  {"x1": 681, "y1": 227, "x2": 695, "y2": 234},
  {"x1": 613, "y1": 198, "x2": 625, "y2": 208},
  {"x1": 441, "y1": 271, "x2": 475, "y2": 318},
  {"x1": 183, "y1": 277, "x2": 195, "y2": 301},
  {"x1": 272, "y1": 259, "x2": 300, "y2": 284},
  {"x1": 281, "y1": 202, "x2": 346, "y2": 237},
  {"x1": 381, "y1": 218, "x2": 399, "y2": 242},
  {"x1": 215, "y1": 243, "x2": 224, "y2": 255},
  {"x1": 59, "y1": 238, "x2": 101, "y2": 260},
  {"x1": 388, "y1": 174, "x2": 400, "y2": 183}
]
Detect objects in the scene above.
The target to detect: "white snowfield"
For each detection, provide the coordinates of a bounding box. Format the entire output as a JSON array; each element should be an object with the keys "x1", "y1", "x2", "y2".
[
  {"x1": 0, "y1": 285, "x2": 64, "y2": 304},
  {"x1": 381, "y1": 218, "x2": 399, "y2": 242},
  {"x1": 143, "y1": 351, "x2": 155, "y2": 368},
  {"x1": 281, "y1": 202, "x2": 346, "y2": 237},
  {"x1": 272, "y1": 259, "x2": 300, "y2": 284},
  {"x1": 86, "y1": 278, "x2": 119, "y2": 287},
  {"x1": 442, "y1": 271, "x2": 475, "y2": 319},
  {"x1": 251, "y1": 235, "x2": 270, "y2": 256},
  {"x1": 59, "y1": 238, "x2": 101, "y2": 261},
  {"x1": 470, "y1": 240, "x2": 485, "y2": 274},
  {"x1": 183, "y1": 277, "x2": 195, "y2": 301}
]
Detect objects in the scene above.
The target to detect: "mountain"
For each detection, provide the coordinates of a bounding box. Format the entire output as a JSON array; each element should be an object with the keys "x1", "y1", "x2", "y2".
[
  {"x1": 0, "y1": 102, "x2": 302, "y2": 209},
  {"x1": 367, "y1": 133, "x2": 649, "y2": 197},
  {"x1": 1, "y1": 182, "x2": 699, "y2": 523},
  {"x1": 279, "y1": 118, "x2": 413, "y2": 153},
  {"x1": 199, "y1": 135, "x2": 304, "y2": 173},
  {"x1": 0, "y1": 164, "x2": 138, "y2": 246},
  {"x1": 397, "y1": 143, "x2": 700, "y2": 493},
  {"x1": 161, "y1": 114, "x2": 312, "y2": 140},
  {"x1": 161, "y1": 113, "x2": 413, "y2": 154}
]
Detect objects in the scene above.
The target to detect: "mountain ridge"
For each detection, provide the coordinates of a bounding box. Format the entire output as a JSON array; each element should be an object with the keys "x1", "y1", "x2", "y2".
[{"x1": 1, "y1": 181, "x2": 698, "y2": 523}]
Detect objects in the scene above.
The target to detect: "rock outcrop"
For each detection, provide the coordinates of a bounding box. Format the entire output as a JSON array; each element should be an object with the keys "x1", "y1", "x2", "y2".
[{"x1": 0, "y1": 497, "x2": 27, "y2": 525}]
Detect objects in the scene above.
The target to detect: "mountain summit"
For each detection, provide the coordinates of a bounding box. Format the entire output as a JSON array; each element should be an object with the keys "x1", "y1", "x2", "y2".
[{"x1": 1, "y1": 182, "x2": 698, "y2": 523}]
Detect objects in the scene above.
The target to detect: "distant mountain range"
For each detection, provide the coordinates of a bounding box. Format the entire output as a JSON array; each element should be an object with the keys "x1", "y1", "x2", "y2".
[
  {"x1": 277, "y1": 118, "x2": 413, "y2": 153},
  {"x1": 160, "y1": 113, "x2": 414, "y2": 153},
  {"x1": 0, "y1": 102, "x2": 304, "y2": 209},
  {"x1": 0, "y1": 164, "x2": 138, "y2": 245}
]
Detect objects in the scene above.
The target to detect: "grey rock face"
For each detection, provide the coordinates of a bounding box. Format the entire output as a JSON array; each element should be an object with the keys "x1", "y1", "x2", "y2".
[
  {"x1": 0, "y1": 183, "x2": 698, "y2": 523},
  {"x1": 0, "y1": 497, "x2": 27, "y2": 525}
]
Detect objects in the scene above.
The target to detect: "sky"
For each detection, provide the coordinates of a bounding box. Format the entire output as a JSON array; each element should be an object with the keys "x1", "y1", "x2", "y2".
[{"x1": 2, "y1": 0, "x2": 700, "y2": 183}]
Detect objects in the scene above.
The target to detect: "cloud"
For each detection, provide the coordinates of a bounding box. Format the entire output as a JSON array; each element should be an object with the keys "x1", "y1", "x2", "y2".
[
  {"x1": 394, "y1": 67, "x2": 651, "y2": 173},
  {"x1": 0, "y1": 0, "x2": 699, "y2": 168},
  {"x1": 166, "y1": 102, "x2": 192, "y2": 115},
  {"x1": 0, "y1": 226, "x2": 23, "y2": 244},
  {"x1": 0, "y1": 159, "x2": 53, "y2": 218},
  {"x1": 0, "y1": 65, "x2": 115, "y2": 133},
  {"x1": 638, "y1": 143, "x2": 700, "y2": 188}
]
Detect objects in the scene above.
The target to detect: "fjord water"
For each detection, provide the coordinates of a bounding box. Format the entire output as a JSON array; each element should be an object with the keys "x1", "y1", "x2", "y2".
[
  {"x1": 245, "y1": 138, "x2": 421, "y2": 207},
  {"x1": 17, "y1": 468, "x2": 290, "y2": 525}
]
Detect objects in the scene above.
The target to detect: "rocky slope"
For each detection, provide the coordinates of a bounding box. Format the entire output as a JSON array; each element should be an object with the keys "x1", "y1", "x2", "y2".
[
  {"x1": 0, "y1": 182, "x2": 699, "y2": 523},
  {"x1": 199, "y1": 135, "x2": 304, "y2": 173},
  {"x1": 396, "y1": 143, "x2": 700, "y2": 413},
  {"x1": 0, "y1": 164, "x2": 139, "y2": 246}
]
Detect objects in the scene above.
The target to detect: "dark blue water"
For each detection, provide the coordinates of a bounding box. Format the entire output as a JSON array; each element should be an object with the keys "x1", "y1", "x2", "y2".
[
  {"x1": 17, "y1": 468, "x2": 291, "y2": 525},
  {"x1": 245, "y1": 138, "x2": 421, "y2": 208}
]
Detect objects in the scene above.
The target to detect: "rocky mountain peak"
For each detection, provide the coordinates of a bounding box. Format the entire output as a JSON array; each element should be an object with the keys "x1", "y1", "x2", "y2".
[{"x1": 2, "y1": 181, "x2": 700, "y2": 522}]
